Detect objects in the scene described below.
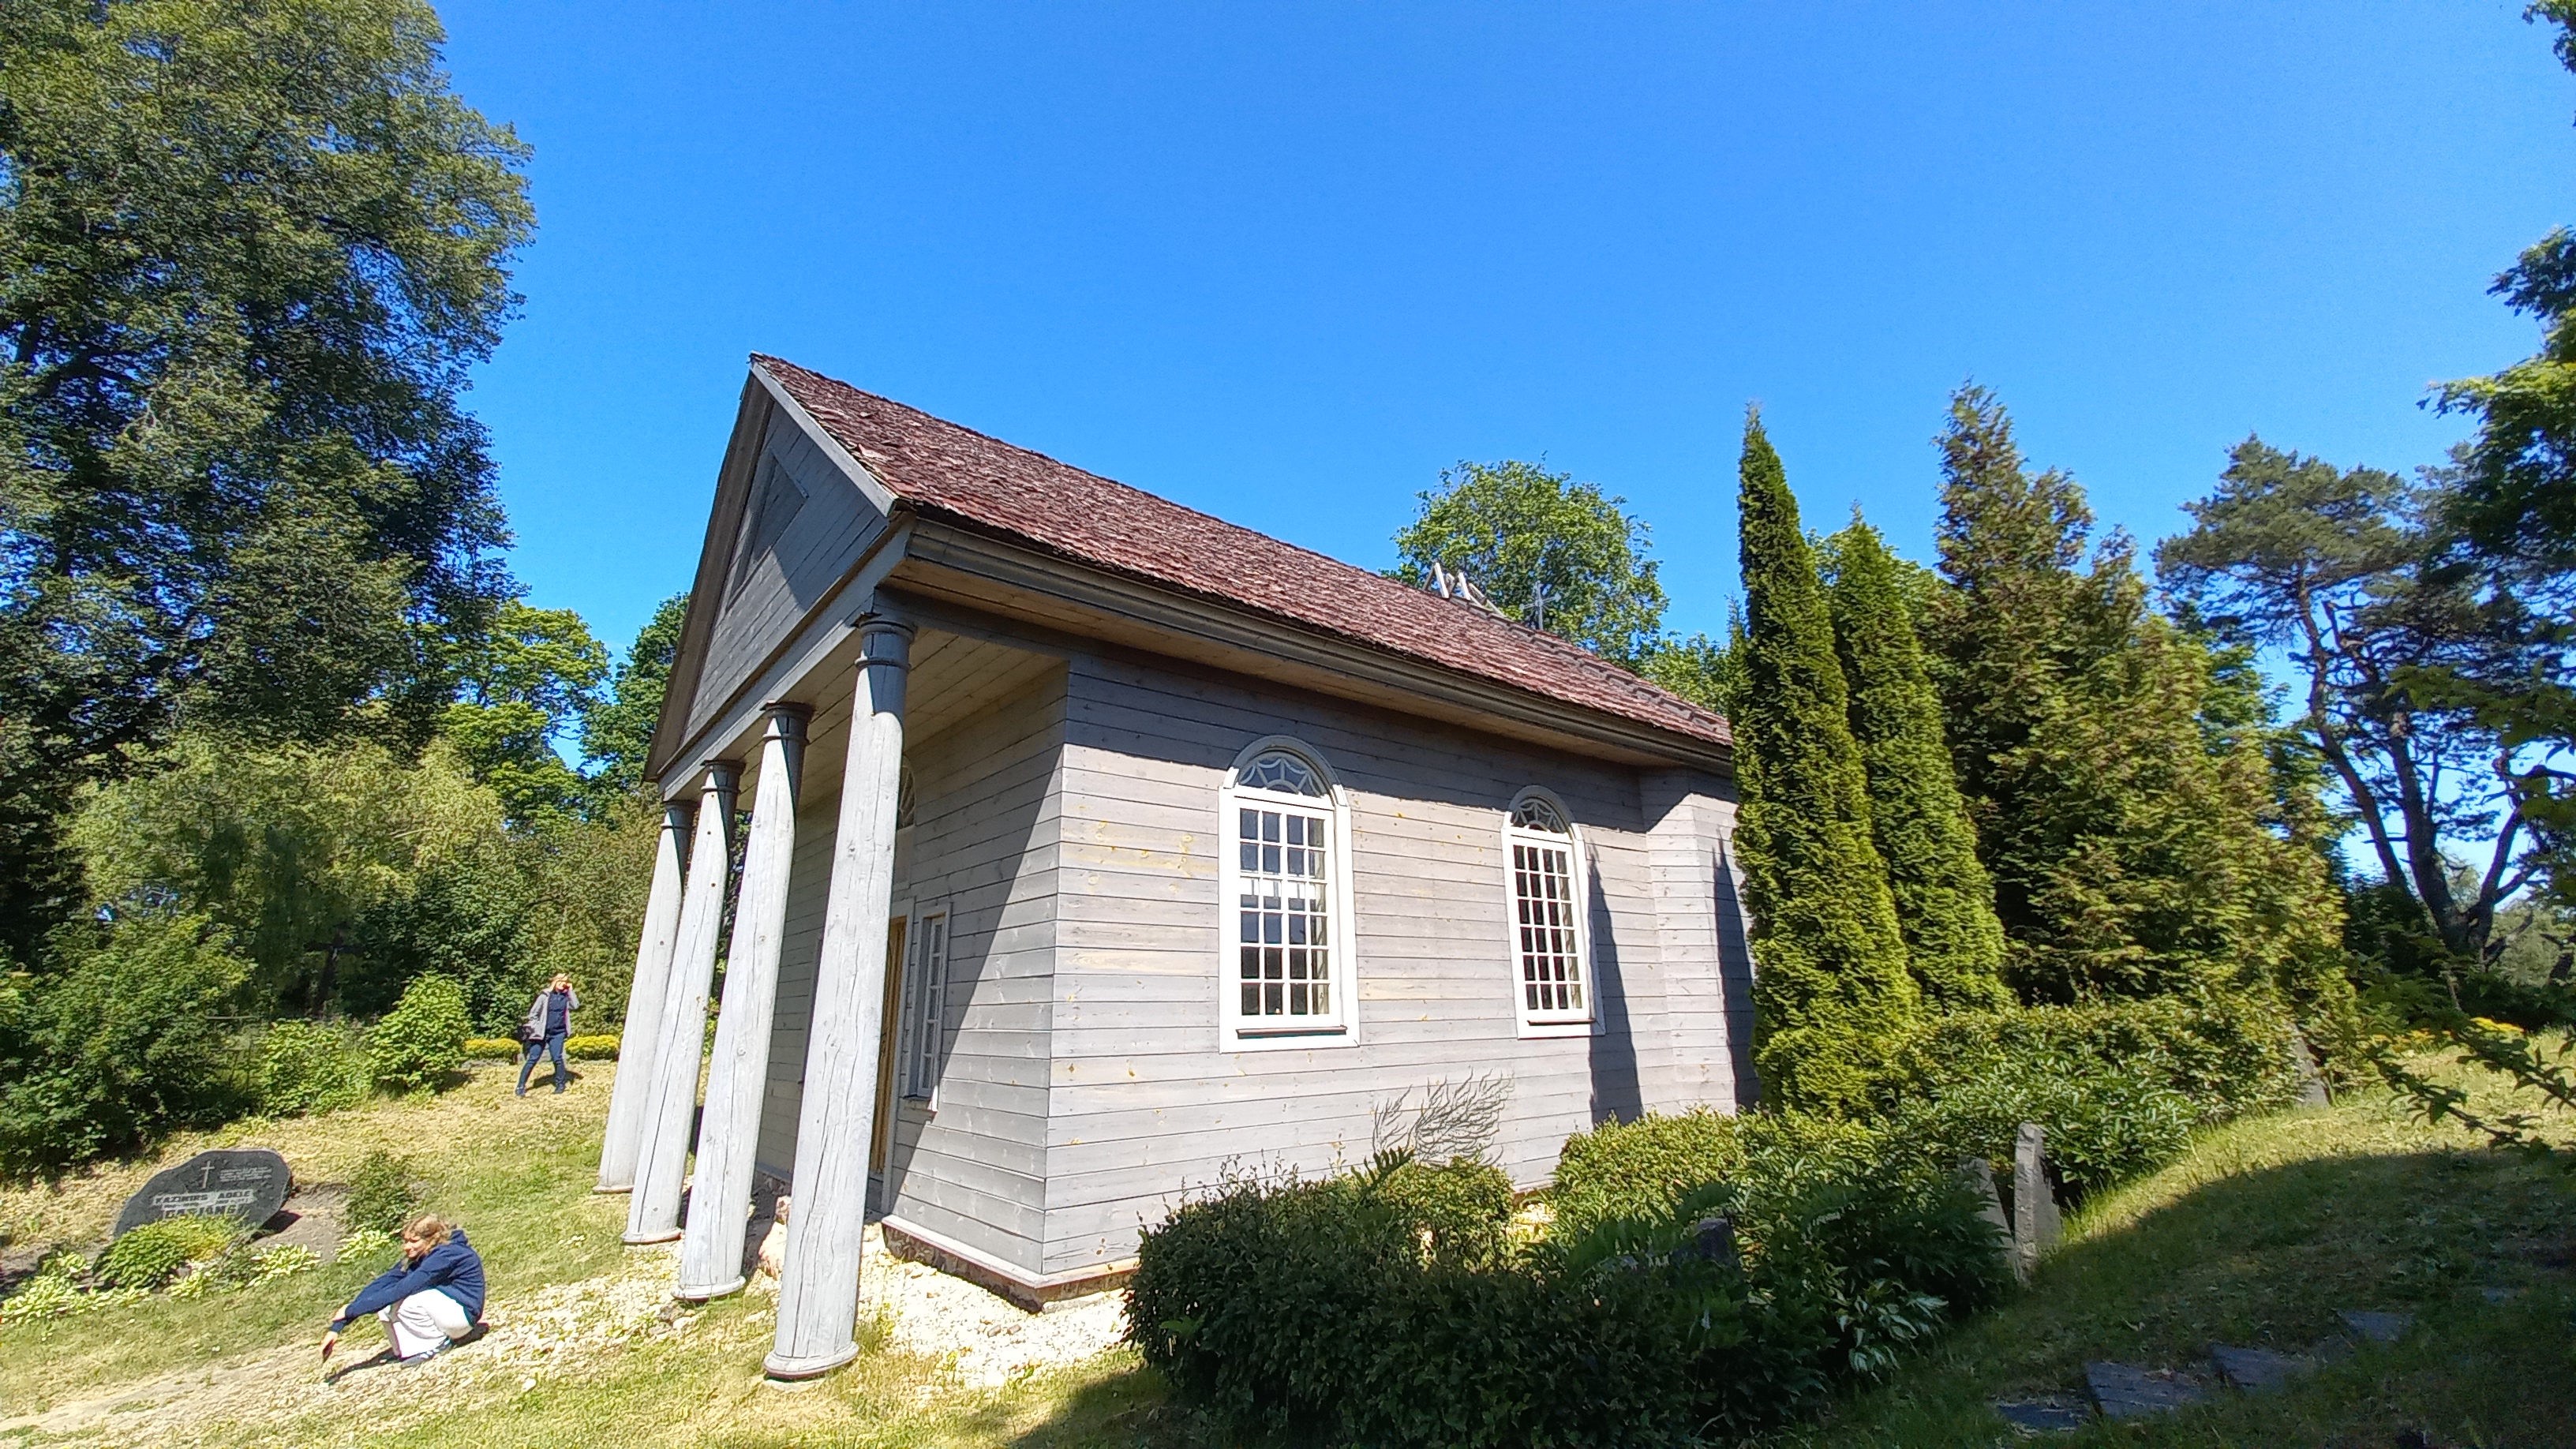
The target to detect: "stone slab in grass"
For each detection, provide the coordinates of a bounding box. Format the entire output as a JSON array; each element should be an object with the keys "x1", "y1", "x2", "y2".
[
  {"x1": 2208, "y1": 1343, "x2": 2314, "y2": 1392},
  {"x1": 2084, "y1": 1361, "x2": 2207, "y2": 1420},
  {"x1": 2339, "y1": 1310, "x2": 2414, "y2": 1343},
  {"x1": 1992, "y1": 1395, "x2": 2092, "y2": 1432}
]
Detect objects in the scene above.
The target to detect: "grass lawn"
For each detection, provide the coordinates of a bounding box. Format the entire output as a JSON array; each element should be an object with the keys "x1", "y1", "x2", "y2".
[{"x1": 0, "y1": 1054, "x2": 2568, "y2": 1447}]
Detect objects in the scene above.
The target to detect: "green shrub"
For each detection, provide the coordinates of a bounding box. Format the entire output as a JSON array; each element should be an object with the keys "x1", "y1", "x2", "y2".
[
  {"x1": 367, "y1": 975, "x2": 469, "y2": 1094},
  {"x1": 0, "y1": 915, "x2": 249, "y2": 1177},
  {"x1": 95, "y1": 1215, "x2": 242, "y2": 1290},
  {"x1": 1132, "y1": 1148, "x2": 2002, "y2": 1447},
  {"x1": 256, "y1": 1020, "x2": 369, "y2": 1116},
  {"x1": 564, "y1": 1033, "x2": 620, "y2": 1060},
  {"x1": 462, "y1": 1035, "x2": 521, "y2": 1060},
  {"x1": 344, "y1": 1149, "x2": 418, "y2": 1235},
  {"x1": 1549, "y1": 1108, "x2": 1886, "y2": 1241},
  {"x1": 1888, "y1": 1051, "x2": 2196, "y2": 1193},
  {"x1": 1885, "y1": 998, "x2": 2303, "y2": 1125}
]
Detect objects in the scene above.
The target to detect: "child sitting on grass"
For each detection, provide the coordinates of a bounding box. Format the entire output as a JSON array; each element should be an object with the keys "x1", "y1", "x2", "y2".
[{"x1": 321, "y1": 1214, "x2": 487, "y2": 1366}]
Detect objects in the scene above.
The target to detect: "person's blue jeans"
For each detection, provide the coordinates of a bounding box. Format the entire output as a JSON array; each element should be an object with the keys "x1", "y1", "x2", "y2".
[{"x1": 518, "y1": 1032, "x2": 567, "y2": 1094}]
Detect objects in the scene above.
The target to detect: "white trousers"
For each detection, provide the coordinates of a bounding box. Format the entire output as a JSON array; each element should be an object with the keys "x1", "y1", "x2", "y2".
[{"x1": 377, "y1": 1288, "x2": 474, "y2": 1358}]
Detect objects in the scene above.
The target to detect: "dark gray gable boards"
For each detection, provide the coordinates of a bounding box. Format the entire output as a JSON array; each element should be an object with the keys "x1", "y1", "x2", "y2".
[{"x1": 112, "y1": 1148, "x2": 292, "y2": 1238}]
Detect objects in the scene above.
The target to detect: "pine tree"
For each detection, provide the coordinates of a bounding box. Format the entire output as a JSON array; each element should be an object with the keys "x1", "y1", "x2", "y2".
[
  {"x1": 1919, "y1": 387, "x2": 2346, "y2": 1015},
  {"x1": 1731, "y1": 411, "x2": 1919, "y2": 1112},
  {"x1": 1822, "y1": 515, "x2": 2012, "y2": 1011}
]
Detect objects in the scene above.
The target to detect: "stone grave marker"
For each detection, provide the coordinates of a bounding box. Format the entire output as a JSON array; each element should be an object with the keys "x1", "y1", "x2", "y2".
[
  {"x1": 112, "y1": 1148, "x2": 292, "y2": 1238},
  {"x1": 1955, "y1": 1156, "x2": 2014, "y2": 1276},
  {"x1": 2084, "y1": 1361, "x2": 2206, "y2": 1420},
  {"x1": 2012, "y1": 1122, "x2": 2061, "y2": 1281},
  {"x1": 2208, "y1": 1343, "x2": 2314, "y2": 1392},
  {"x1": 2339, "y1": 1309, "x2": 2413, "y2": 1343},
  {"x1": 1679, "y1": 1214, "x2": 1739, "y2": 1270}
]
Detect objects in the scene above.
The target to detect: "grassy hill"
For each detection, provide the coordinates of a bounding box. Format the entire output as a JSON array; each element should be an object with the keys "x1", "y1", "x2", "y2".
[{"x1": 0, "y1": 1057, "x2": 2567, "y2": 1447}]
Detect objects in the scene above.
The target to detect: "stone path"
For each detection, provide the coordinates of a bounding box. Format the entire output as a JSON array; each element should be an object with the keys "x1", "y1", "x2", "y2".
[{"x1": 1993, "y1": 1305, "x2": 2427, "y2": 1432}]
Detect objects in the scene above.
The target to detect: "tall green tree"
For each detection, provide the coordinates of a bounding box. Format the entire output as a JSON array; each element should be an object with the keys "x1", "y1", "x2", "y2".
[
  {"x1": 2157, "y1": 441, "x2": 2539, "y2": 965},
  {"x1": 579, "y1": 592, "x2": 689, "y2": 799},
  {"x1": 1822, "y1": 515, "x2": 2011, "y2": 1011},
  {"x1": 1925, "y1": 389, "x2": 2347, "y2": 1018},
  {"x1": 1730, "y1": 411, "x2": 1917, "y2": 1113},
  {"x1": 443, "y1": 600, "x2": 608, "y2": 825},
  {"x1": 0, "y1": 0, "x2": 534, "y2": 953},
  {"x1": 2418, "y1": 3, "x2": 2576, "y2": 913},
  {"x1": 1392, "y1": 459, "x2": 1667, "y2": 663}
]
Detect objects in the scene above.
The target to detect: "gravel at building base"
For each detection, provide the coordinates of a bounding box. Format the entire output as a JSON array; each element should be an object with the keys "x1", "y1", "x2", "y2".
[{"x1": 845, "y1": 1225, "x2": 1129, "y2": 1387}]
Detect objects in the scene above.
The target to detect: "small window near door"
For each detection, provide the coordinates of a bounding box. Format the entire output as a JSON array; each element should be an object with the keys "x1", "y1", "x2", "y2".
[
  {"x1": 899, "y1": 909, "x2": 949, "y2": 1100},
  {"x1": 1505, "y1": 791, "x2": 1590, "y2": 1032}
]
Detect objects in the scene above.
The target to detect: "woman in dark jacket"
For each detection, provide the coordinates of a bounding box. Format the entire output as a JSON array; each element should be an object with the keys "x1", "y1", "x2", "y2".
[
  {"x1": 323, "y1": 1214, "x2": 486, "y2": 1365},
  {"x1": 517, "y1": 974, "x2": 579, "y2": 1095}
]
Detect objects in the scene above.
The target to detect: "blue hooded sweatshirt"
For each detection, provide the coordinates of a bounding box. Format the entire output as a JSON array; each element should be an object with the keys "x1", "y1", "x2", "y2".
[{"x1": 332, "y1": 1228, "x2": 486, "y2": 1331}]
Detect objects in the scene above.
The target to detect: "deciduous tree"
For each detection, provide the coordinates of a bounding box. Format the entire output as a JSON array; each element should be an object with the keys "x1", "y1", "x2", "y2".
[{"x1": 1392, "y1": 459, "x2": 1666, "y2": 664}]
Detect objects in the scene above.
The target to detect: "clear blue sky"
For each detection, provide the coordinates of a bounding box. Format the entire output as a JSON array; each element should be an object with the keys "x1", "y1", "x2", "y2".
[{"x1": 438, "y1": 1, "x2": 2574, "y2": 660}]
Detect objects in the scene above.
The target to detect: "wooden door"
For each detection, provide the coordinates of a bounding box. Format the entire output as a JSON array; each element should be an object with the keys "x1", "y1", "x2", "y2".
[{"x1": 869, "y1": 915, "x2": 906, "y2": 1173}]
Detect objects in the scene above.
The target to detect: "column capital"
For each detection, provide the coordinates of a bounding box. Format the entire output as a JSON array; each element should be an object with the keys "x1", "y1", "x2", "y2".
[
  {"x1": 697, "y1": 758, "x2": 744, "y2": 790},
  {"x1": 760, "y1": 700, "x2": 815, "y2": 729},
  {"x1": 856, "y1": 612, "x2": 915, "y2": 666}
]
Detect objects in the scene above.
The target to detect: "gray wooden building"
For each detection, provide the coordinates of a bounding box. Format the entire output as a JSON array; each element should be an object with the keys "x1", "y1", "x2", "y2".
[{"x1": 596, "y1": 356, "x2": 1757, "y2": 1379}]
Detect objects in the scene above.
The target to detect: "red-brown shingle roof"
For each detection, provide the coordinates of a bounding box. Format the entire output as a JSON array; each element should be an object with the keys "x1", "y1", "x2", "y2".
[{"x1": 755, "y1": 355, "x2": 1731, "y2": 752}]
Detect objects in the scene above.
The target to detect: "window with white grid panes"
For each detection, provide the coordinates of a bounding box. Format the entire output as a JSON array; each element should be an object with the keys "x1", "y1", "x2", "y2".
[
  {"x1": 898, "y1": 909, "x2": 948, "y2": 1100},
  {"x1": 1507, "y1": 793, "x2": 1590, "y2": 1026},
  {"x1": 1219, "y1": 745, "x2": 1349, "y2": 1039}
]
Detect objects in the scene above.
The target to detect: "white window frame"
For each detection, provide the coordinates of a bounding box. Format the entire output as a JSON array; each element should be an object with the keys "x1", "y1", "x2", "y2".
[
  {"x1": 897, "y1": 902, "x2": 951, "y2": 1105},
  {"x1": 1217, "y1": 736, "x2": 1359, "y2": 1050},
  {"x1": 1503, "y1": 788, "x2": 1597, "y2": 1038}
]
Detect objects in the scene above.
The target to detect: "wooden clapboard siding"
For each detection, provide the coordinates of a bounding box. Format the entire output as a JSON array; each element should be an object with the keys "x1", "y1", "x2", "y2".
[
  {"x1": 1034, "y1": 651, "x2": 1719, "y2": 1277},
  {"x1": 688, "y1": 414, "x2": 891, "y2": 742}
]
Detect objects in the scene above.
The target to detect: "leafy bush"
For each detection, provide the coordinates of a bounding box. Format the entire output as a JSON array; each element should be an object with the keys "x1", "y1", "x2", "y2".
[
  {"x1": 367, "y1": 975, "x2": 469, "y2": 1094},
  {"x1": 1550, "y1": 1109, "x2": 1885, "y2": 1241},
  {"x1": 256, "y1": 1020, "x2": 370, "y2": 1116},
  {"x1": 169, "y1": 1241, "x2": 321, "y2": 1298},
  {"x1": 344, "y1": 1149, "x2": 418, "y2": 1235},
  {"x1": 1886, "y1": 1051, "x2": 2196, "y2": 1193},
  {"x1": 1132, "y1": 1149, "x2": 2003, "y2": 1447},
  {"x1": 565, "y1": 1033, "x2": 619, "y2": 1060},
  {"x1": 95, "y1": 1215, "x2": 242, "y2": 1290},
  {"x1": 0, "y1": 916, "x2": 249, "y2": 1177},
  {"x1": 462, "y1": 1035, "x2": 520, "y2": 1059},
  {"x1": 1885, "y1": 998, "x2": 2303, "y2": 1125}
]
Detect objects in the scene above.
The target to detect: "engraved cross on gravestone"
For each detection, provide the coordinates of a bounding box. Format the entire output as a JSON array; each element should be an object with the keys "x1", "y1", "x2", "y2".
[{"x1": 112, "y1": 1148, "x2": 293, "y2": 1238}]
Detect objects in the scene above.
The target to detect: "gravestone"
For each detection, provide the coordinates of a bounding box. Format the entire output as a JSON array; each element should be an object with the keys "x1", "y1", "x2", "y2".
[
  {"x1": 2209, "y1": 1343, "x2": 2313, "y2": 1392},
  {"x1": 1955, "y1": 1156, "x2": 2014, "y2": 1276},
  {"x1": 2084, "y1": 1361, "x2": 2206, "y2": 1420},
  {"x1": 1679, "y1": 1214, "x2": 1739, "y2": 1270},
  {"x1": 2339, "y1": 1309, "x2": 2413, "y2": 1343},
  {"x1": 112, "y1": 1148, "x2": 292, "y2": 1238},
  {"x1": 2012, "y1": 1123, "x2": 2061, "y2": 1281},
  {"x1": 2290, "y1": 1028, "x2": 2331, "y2": 1108}
]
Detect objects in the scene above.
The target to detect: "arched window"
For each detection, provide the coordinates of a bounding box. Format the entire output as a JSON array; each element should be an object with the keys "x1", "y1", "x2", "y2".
[
  {"x1": 1219, "y1": 739, "x2": 1355, "y2": 1045},
  {"x1": 1504, "y1": 788, "x2": 1591, "y2": 1032}
]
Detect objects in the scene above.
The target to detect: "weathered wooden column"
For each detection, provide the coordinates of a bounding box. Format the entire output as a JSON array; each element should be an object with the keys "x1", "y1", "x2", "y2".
[
  {"x1": 766, "y1": 617, "x2": 911, "y2": 1380},
  {"x1": 597, "y1": 801, "x2": 694, "y2": 1193},
  {"x1": 625, "y1": 762, "x2": 739, "y2": 1245},
  {"x1": 676, "y1": 705, "x2": 808, "y2": 1299}
]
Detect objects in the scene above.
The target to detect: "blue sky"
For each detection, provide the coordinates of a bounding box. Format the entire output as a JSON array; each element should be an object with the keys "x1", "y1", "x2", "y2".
[{"x1": 438, "y1": 1, "x2": 2574, "y2": 661}]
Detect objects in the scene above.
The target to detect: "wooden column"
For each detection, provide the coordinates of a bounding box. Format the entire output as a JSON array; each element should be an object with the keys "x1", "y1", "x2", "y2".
[
  {"x1": 597, "y1": 801, "x2": 694, "y2": 1193},
  {"x1": 766, "y1": 617, "x2": 911, "y2": 1380},
  {"x1": 676, "y1": 705, "x2": 808, "y2": 1299},
  {"x1": 625, "y1": 762, "x2": 739, "y2": 1245}
]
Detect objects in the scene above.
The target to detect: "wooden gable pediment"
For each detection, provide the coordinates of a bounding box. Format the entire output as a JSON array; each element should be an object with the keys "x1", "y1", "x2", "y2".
[{"x1": 644, "y1": 370, "x2": 901, "y2": 784}]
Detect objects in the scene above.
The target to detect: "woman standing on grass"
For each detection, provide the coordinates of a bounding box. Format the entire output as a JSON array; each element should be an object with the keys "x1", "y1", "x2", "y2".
[
  {"x1": 321, "y1": 1214, "x2": 487, "y2": 1366},
  {"x1": 516, "y1": 972, "x2": 580, "y2": 1096}
]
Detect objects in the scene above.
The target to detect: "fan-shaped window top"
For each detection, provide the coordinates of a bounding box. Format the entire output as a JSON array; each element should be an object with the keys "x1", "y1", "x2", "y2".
[
  {"x1": 1510, "y1": 796, "x2": 1570, "y2": 833},
  {"x1": 1236, "y1": 751, "x2": 1326, "y2": 798}
]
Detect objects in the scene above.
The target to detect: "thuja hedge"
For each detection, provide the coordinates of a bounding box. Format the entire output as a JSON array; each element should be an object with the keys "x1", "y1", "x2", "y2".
[{"x1": 1129, "y1": 1152, "x2": 2004, "y2": 1447}]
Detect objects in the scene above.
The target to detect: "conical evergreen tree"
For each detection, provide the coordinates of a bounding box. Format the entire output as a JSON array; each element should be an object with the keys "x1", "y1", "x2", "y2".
[
  {"x1": 1919, "y1": 386, "x2": 2347, "y2": 1017},
  {"x1": 1822, "y1": 515, "x2": 2012, "y2": 1011},
  {"x1": 1731, "y1": 410, "x2": 1918, "y2": 1113}
]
